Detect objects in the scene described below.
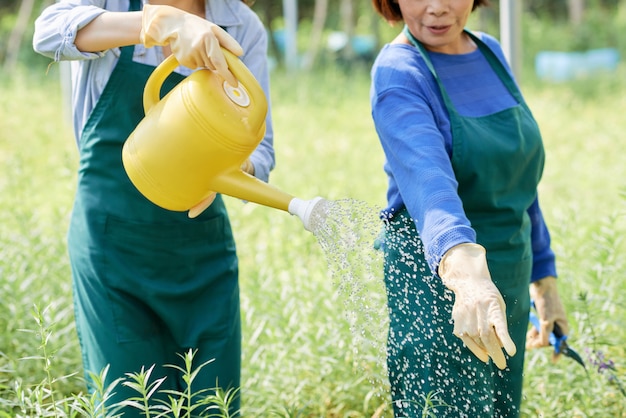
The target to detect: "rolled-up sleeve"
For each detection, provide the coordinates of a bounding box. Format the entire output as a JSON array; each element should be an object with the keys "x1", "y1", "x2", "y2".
[{"x1": 33, "y1": 1, "x2": 108, "y2": 61}]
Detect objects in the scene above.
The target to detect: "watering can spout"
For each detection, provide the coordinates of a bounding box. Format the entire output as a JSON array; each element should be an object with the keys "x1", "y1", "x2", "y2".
[
  {"x1": 209, "y1": 169, "x2": 293, "y2": 212},
  {"x1": 287, "y1": 196, "x2": 328, "y2": 232},
  {"x1": 210, "y1": 171, "x2": 327, "y2": 232}
]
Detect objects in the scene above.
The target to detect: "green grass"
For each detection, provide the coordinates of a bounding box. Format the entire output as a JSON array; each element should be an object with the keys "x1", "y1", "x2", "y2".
[{"x1": 1, "y1": 58, "x2": 626, "y2": 417}]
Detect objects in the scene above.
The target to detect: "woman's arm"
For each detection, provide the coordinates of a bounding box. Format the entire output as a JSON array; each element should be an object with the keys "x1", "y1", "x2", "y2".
[
  {"x1": 371, "y1": 54, "x2": 475, "y2": 272},
  {"x1": 33, "y1": 1, "x2": 112, "y2": 61},
  {"x1": 75, "y1": 11, "x2": 142, "y2": 52}
]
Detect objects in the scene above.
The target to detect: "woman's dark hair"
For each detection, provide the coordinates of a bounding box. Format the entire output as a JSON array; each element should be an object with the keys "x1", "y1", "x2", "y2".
[{"x1": 372, "y1": 0, "x2": 489, "y2": 24}]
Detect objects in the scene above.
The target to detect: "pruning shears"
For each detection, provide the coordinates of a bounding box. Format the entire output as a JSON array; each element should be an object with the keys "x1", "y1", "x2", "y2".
[{"x1": 529, "y1": 303, "x2": 587, "y2": 371}]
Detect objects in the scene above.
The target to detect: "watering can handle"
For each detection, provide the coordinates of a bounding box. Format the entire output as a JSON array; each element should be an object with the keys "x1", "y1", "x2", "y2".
[{"x1": 143, "y1": 48, "x2": 264, "y2": 114}]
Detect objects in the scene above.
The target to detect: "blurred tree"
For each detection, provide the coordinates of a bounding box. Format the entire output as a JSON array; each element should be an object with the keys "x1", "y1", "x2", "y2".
[
  {"x1": 569, "y1": 0, "x2": 585, "y2": 24},
  {"x1": 254, "y1": 0, "x2": 379, "y2": 69},
  {"x1": 524, "y1": 0, "x2": 570, "y2": 19},
  {"x1": 523, "y1": 0, "x2": 621, "y2": 21},
  {"x1": 3, "y1": 0, "x2": 35, "y2": 72},
  {"x1": 0, "y1": 0, "x2": 53, "y2": 71},
  {"x1": 339, "y1": 0, "x2": 355, "y2": 61},
  {"x1": 300, "y1": 0, "x2": 329, "y2": 70}
]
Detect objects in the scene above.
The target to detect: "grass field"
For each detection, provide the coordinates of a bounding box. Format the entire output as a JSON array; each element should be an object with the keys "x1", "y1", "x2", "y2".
[{"x1": 1, "y1": 57, "x2": 626, "y2": 417}]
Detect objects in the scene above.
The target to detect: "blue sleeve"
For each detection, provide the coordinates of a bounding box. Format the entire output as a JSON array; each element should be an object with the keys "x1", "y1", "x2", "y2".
[
  {"x1": 371, "y1": 46, "x2": 476, "y2": 273},
  {"x1": 529, "y1": 197, "x2": 557, "y2": 281}
]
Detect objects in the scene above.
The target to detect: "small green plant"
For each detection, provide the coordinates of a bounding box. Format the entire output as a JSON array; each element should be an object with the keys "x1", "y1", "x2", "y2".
[
  {"x1": 118, "y1": 365, "x2": 168, "y2": 417},
  {"x1": 5, "y1": 309, "x2": 243, "y2": 418},
  {"x1": 388, "y1": 390, "x2": 455, "y2": 418},
  {"x1": 5, "y1": 305, "x2": 79, "y2": 417},
  {"x1": 200, "y1": 386, "x2": 241, "y2": 418},
  {"x1": 70, "y1": 366, "x2": 123, "y2": 418},
  {"x1": 267, "y1": 404, "x2": 306, "y2": 417},
  {"x1": 578, "y1": 291, "x2": 626, "y2": 399},
  {"x1": 89, "y1": 350, "x2": 242, "y2": 418},
  {"x1": 418, "y1": 390, "x2": 455, "y2": 418}
]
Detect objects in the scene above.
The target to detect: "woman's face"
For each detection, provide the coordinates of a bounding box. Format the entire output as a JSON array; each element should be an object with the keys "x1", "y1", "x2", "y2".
[{"x1": 398, "y1": 0, "x2": 475, "y2": 54}]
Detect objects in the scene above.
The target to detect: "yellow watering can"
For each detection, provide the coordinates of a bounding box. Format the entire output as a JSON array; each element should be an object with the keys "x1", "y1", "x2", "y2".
[{"x1": 122, "y1": 49, "x2": 325, "y2": 231}]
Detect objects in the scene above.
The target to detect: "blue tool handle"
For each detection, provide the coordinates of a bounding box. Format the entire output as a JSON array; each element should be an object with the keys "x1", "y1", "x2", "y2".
[{"x1": 529, "y1": 311, "x2": 567, "y2": 354}]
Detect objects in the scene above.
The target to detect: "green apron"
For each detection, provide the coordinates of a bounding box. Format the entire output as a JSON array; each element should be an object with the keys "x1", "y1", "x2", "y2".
[
  {"x1": 67, "y1": 1, "x2": 241, "y2": 414},
  {"x1": 383, "y1": 28, "x2": 544, "y2": 417}
]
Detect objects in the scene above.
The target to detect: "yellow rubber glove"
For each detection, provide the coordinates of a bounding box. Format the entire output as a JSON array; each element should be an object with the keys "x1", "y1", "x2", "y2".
[
  {"x1": 188, "y1": 193, "x2": 217, "y2": 218},
  {"x1": 526, "y1": 276, "x2": 569, "y2": 351},
  {"x1": 140, "y1": 4, "x2": 244, "y2": 85},
  {"x1": 438, "y1": 243, "x2": 517, "y2": 369},
  {"x1": 241, "y1": 159, "x2": 255, "y2": 175}
]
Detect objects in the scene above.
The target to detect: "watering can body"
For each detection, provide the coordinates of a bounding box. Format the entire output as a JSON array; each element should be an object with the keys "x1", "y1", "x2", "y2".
[{"x1": 122, "y1": 49, "x2": 293, "y2": 214}]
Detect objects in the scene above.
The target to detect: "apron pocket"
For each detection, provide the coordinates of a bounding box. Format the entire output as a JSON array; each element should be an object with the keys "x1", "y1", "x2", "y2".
[{"x1": 101, "y1": 214, "x2": 238, "y2": 344}]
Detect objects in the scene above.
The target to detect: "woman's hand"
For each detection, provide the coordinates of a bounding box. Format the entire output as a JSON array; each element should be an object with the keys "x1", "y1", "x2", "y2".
[
  {"x1": 439, "y1": 243, "x2": 517, "y2": 370},
  {"x1": 141, "y1": 4, "x2": 243, "y2": 85},
  {"x1": 526, "y1": 276, "x2": 569, "y2": 350}
]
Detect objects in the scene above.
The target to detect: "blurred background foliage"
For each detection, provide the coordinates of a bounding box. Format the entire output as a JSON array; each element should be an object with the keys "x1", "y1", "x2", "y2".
[{"x1": 0, "y1": 0, "x2": 625, "y2": 76}]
